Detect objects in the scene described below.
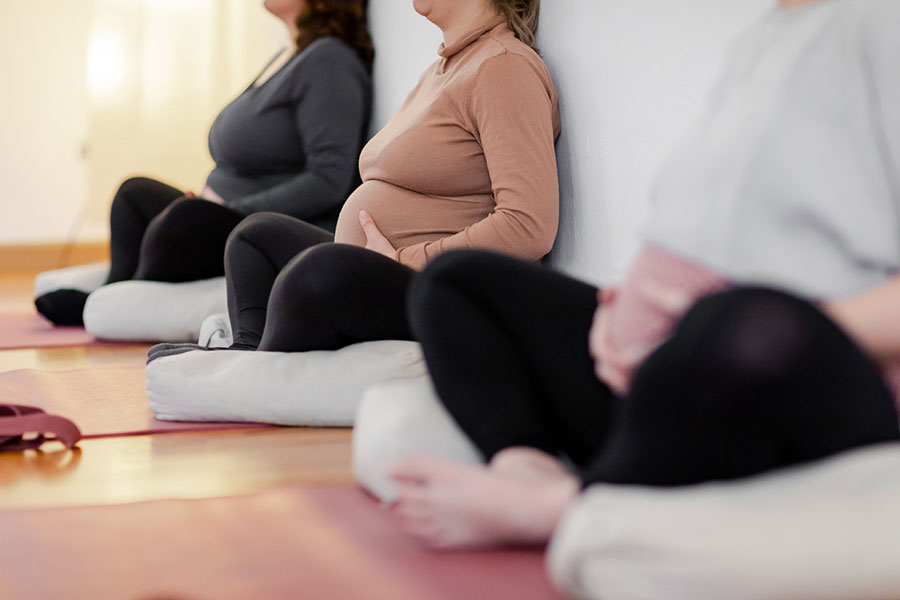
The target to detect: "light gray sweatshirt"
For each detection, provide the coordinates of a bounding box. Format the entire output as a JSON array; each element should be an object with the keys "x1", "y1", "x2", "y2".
[{"x1": 644, "y1": 0, "x2": 900, "y2": 299}]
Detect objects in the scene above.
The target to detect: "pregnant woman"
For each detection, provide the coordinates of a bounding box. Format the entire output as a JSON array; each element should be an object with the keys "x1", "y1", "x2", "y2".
[
  {"x1": 390, "y1": 0, "x2": 900, "y2": 549},
  {"x1": 36, "y1": 0, "x2": 372, "y2": 326}
]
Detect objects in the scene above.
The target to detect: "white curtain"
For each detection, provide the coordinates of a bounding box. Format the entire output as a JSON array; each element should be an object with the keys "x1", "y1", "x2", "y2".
[{"x1": 83, "y1": 0, "x2": 285, "y2": 237}]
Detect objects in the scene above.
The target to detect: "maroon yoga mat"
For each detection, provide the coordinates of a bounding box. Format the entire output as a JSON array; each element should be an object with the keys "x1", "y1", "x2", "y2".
[
  {"x1": 0, "y1": 484, "x2": 562, "y2": 600},
  {"x1": 0, "y1": 366, "x2": 267, "y2": 438},
  {"x1": 0, "y1": 313, "x2": 116, "y2": 350}
]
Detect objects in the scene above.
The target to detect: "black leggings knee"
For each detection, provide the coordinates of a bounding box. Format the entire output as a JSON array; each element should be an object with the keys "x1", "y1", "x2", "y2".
[
  {"x1": 409, "y1": 250, "x2": 614, "y2": 464},
  {"x1": 223, "y1": 212, "x2": 334, "y2": 348},
  {"x1": 107, "y1": 177, "x2": 184, "y2": 282},
  {"x1": 223, "y1": 214, "x2": 414, "y2": 352},
  {"x1": 107, "y1": 176, "x2": 246, "y2": 283},
  {"x1": 259, "y1": 244, "x2": 415, "y2": 352},
  {"x1": 134, "y1": 199, "x2": 245, "y2": 282},
  {"x1": 586, "y1": 287, "x2": 900, "y2": 486}
]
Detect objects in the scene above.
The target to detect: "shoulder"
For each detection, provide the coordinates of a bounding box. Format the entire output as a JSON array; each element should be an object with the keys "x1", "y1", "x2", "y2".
[
  {"x1": 853, "y1": 0, "x2": 900, "y2": 44},
  {"x1": 853, "y1": 0, "x2": 900, "y2": 20},
  {"x1": 465, "y1": 33, "x2": 555, "y2": 99},
  {"x1": 849, "y1": 0, "x2": 900, "y2": 85},
  {"x1": 477, "y1": 29, "x2": 552, "y2": 82},
  {"x1": 289, "y1": 37, "x2": 369, "y2": 82},
  {"x1": 303, "y1": 37, "x2": 362, "y2": 65}
]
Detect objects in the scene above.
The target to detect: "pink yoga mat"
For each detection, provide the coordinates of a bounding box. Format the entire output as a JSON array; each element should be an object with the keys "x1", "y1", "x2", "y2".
[
  {"x1": 0, "y1": 366, "x2": 267, "y2": 437},
  {"x1": 0, "y1": 484, "x2": 561, "y2": 600},
  {"x1": 0, "y1": 313, "x2": 116, "y2": 350}
]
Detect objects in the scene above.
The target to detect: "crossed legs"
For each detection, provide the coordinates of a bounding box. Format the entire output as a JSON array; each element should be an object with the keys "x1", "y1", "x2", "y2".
[
  {"x1": 394, "y1": 251, "x2": 900, "y2": 548},
  {"x1": 36, "y1": 177, "x2": 245, "y2": 325},
  {"x1": 223, "y1": 213, "x2": 415, "y2": 351}
]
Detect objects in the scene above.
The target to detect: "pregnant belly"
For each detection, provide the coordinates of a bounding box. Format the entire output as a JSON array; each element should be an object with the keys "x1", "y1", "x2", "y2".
[{"x1": 335, "y1": 180, "x2": 493, "y2": 249}]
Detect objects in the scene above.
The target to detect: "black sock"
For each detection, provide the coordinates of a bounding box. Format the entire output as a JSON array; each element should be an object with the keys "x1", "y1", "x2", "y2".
[
  {"x1": 34, "y1": 289, "x2": 89, "y2": 326},
  {"x1": 228, "y1": 342, "x2": 258, "y2": 351}
]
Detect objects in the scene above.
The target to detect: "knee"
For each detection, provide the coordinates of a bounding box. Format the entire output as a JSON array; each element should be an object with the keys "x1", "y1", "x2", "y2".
[
  {"x1": 680, "y1": 287, "x2": 827, "y2": 378},
  {"x1": 419, "y1": 250, "x2": 498, "y2": 288},
  {"x1": 145, "y1": 199, "x2": 209, "y2": 245},
  {"x1": 115, "y1": 176, "x2": 158, "y2": 197},
  {"x1": 270, "y1": 244, "x2": 359, "y2": 309},
  {"x1": 224, "y1": 212, "x2": 282, "y2": 259},
  {"x1": 407, "y1": 253, "x2": 481, "y2": 339},
  {"x1": 111, "y1": 177, "x2": 157, "y2": 213},
  {"x1": 409, "y1": 250, "x2": 513, "y2": 319}
]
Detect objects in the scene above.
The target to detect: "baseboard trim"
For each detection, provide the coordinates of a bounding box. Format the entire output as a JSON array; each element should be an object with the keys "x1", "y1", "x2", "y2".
[{"x1": 0, "y1": 242, "x2": 109, "y2": 274}]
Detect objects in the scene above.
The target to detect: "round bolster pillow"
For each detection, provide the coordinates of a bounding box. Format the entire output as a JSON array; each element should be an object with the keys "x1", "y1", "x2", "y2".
[
  {"x1": 549, "y1": 443, "x2": 900, "y2": 600},
  {"x1": 34, "y1": 262, "x2": 110, "y2": 297},
  {"x1": 352, "y1": 377, "x2": 482, "y2": 502},
  {"x1": 83, "y1": 277, "x2": 227, "y2": 342}
]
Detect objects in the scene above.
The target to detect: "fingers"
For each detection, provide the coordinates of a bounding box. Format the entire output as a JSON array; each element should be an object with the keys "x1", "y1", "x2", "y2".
[
  {"x1": 638, "y1": 280, "x2": 693, "y2": 316},
  {"x1": 599, "y1": 287, "x2": 617, "y2": 305},
  {"x1": 389, "y1": 454, "x2": 443, "y2": 485},
  {"x1": 391, "y1": 481, "x2": 449, "y2": 545},
  {"x1": 358, "y1": 210, "x2": 399, "y2": 261},
  {"x1": 358, "y1": 210, "x2": 380, "y2": 239}
]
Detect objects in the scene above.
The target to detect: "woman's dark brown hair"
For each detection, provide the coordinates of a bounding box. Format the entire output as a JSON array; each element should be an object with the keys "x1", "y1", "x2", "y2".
[{"x1": 296, "y1": 0, "x2": 374, "y2": 71}]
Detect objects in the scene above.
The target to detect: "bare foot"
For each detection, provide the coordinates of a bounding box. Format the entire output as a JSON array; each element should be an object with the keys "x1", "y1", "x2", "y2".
[
  {"x1": 489, "y1": 446, "x2": 573, "y2": 484},
  {"x1": 389, "y1": 455, "x2": 578, "y2": 549}
]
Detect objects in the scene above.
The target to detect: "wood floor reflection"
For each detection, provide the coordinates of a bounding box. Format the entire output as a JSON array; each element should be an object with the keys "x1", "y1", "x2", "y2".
[{"x1": 0, "y1": 272, "x2": 355, "y2": 510}]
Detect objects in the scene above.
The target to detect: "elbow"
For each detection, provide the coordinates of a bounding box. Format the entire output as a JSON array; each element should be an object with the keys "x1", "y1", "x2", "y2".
[
  {"x1": 528, "y1": 224, "x2": 558, "y2": 260},
  {"x1": 503, "y1": 211, "x2": 558, "y2": 262},
  {"x1": 522, "y1": 205, "x2": 559, "y2": 260}
]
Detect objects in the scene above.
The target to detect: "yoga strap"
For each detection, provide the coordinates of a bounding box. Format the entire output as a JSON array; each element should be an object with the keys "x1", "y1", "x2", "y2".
[{"x1": 0, "y1": 404, "x2": 82, "y2": 451}]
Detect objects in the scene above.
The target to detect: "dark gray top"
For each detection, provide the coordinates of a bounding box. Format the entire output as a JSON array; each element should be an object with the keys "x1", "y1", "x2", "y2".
[{"x1": 205, "y1": 37, "x2": 371, "y2": 231}]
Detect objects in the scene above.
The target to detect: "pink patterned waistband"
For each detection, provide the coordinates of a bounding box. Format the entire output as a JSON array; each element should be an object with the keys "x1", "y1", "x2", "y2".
[{"x1": 607, "y1": 244, "x2": 900, "y2": 406}]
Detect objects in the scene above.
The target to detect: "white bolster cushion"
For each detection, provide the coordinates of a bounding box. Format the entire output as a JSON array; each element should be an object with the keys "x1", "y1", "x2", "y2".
[
  {"x1": 353, "y1": 377, "x2": 482, "y2": 502},
  {"x1": 83, "y1": 277, "x2": 226, "y2": 342},
  {"x1": 146, "y1": 341, "x2": 426, "y2": 427},
  {"x1": 549, "y1": 443, "x2": 900, "y2": 600},
  {"x1": 34, "y1": 262, "x2": 110, "y2": 297}
]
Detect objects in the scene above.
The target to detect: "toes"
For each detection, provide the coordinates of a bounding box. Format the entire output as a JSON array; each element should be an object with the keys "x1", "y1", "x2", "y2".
[
  {"x1": 391, "y1": 496, "x2": 448, "y2": 547},
  {"x1": 389, "y1": 454, "x2": 456, "y2": 485}
]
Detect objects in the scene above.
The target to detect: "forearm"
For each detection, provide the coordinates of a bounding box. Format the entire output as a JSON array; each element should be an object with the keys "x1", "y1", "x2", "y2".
[
  {"x1": 395, "y1": 207, "x2": 556, "y2": 270},
  {"x1": 825, "y1": 275, "x2": 900, "y2": 360},
  {"x1": 230, "y1": 172, "x2": 344, "y2": 220}
]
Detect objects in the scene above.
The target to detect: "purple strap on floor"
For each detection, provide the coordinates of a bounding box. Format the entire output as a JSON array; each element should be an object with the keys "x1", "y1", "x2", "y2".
[{"x1": 0, "y1": 404, "x2": 82, "y2": 451}]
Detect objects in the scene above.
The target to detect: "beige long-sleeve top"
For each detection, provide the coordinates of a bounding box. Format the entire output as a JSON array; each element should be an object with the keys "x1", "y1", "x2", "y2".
[{"x1": 334, "y1": 18, "x2": 561, "y2": 270}]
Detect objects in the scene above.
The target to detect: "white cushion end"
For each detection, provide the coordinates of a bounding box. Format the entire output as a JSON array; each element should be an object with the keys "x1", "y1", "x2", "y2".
[{"x1": 352, "y1": 377, "x2": 482, "y2": 502}]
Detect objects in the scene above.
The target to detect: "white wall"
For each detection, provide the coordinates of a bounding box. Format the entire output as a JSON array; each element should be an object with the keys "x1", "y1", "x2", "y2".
[
  {"x1": 0, "y1": 0, "x2": 284, "y2": 246},
  {"x1": 81, "y1": 0, "x2": 286, "y2": 241},
  {"x1": 539, "y1": 0, "x2": 770, "y2": 285},
  {"x1": 367, "y1": 2, "x2": 442, "y2": 134},
  {"x1": 0, "y1": 1, "x2": 92, "y2": 246}
]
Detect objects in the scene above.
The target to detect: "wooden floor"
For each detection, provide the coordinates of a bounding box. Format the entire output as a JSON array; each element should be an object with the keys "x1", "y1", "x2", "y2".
[{"x1": 0, "y1": 273, "x2": 355, "y2": 510}]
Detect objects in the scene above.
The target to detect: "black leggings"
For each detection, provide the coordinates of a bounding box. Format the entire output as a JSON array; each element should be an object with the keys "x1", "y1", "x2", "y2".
[
  {"x1": 407, "y1": 250, "x2": 900, "y2": 488},
  {"x1": 107, "y1": 177, "x2": 246, "y2": 283},
  {"x1": 224, "y1": 212, "x2": 415, "y2": 351}
]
